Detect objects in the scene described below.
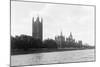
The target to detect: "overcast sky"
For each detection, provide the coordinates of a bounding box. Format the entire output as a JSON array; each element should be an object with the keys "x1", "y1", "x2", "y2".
[{"x1": 11, "y1": 1, "x2": 95, "y2": 45}]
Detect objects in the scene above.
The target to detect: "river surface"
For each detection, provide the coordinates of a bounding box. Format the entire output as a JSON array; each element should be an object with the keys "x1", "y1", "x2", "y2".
[{"x1": 11, "y1": 49, "x2": 95, "y2": 66}]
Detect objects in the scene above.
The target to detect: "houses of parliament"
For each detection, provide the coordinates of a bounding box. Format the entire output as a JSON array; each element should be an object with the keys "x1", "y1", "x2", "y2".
[{"x1": 32, "y1": 16, "x2": 80, "y2": 48}]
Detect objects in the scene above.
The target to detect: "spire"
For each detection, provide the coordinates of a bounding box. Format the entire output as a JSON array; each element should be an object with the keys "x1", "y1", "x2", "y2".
[
  {"x1": 60, "y1": 30, "x2": 63, "y2": 36},
  {"x1": 69, "y1": 32, "x2": 73, "y2": 39}
]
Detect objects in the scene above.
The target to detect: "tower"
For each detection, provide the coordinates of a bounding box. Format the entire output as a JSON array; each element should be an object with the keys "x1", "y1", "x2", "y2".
[{"x1": 32, "y1": 16, "x2": 43, "y2": 40}]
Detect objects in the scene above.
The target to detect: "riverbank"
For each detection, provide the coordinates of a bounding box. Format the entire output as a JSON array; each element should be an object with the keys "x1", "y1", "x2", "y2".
[{"x1": 11, "y1": 47, "x2": 95, "y2": 55}]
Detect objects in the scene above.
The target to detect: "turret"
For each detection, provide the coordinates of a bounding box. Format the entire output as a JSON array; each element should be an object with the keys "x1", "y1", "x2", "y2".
[
  {"x1": 32, "y1": 17, "x2": 34, "y2": 23},
  {"x1": 36, "y1": 16, "x2": 40, "y2": 22}
]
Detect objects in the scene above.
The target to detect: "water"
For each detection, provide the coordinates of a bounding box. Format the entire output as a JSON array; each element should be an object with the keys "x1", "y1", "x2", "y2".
[{"x1": 11, "y1": 49, "x2": 95, "y2": 66}]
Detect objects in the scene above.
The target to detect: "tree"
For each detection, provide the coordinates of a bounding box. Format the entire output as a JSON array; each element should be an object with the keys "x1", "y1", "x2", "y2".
[
  {"x1": 11, "y1": 35, "x2": 43, "y2": 51},
  {"x1": 43, "y1": 39, "x2": 58, "y2": 48}
]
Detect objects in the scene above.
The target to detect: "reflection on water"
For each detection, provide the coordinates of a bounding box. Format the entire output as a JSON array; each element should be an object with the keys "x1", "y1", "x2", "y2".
[
  {"x1": 31, "y1": 53, "x2": 42, "y2": 64},
  {"x1": 11, "y1": 49, "x2": 95, "y2": 66}
]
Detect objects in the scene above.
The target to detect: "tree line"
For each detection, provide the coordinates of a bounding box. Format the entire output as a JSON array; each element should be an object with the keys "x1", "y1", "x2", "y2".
[
  {"x1": 11, "y1": 35, "x2": 58, "y2": 51},
  {"x1": 11, "y1": 34, "x2": 95, "y2": 52}
]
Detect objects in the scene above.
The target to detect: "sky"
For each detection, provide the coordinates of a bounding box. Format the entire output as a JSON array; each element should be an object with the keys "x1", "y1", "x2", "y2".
[{"x1": 11, "y1": 1, "x2": 95, "y2": 45}]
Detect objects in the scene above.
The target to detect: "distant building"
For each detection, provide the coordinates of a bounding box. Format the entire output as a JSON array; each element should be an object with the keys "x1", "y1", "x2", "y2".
[
  {"x1": 32, "y1": 16, "x2": 43, "y2": 40},
  {"x1": 55, "y1": 32, "x2": 65, "y2": 48},
  {"x1": 78, "y1": 40, "x2": 82, "y2": 45},
  {"x1": 66, "y1": 32, "x2": 75, "y2": 43}
]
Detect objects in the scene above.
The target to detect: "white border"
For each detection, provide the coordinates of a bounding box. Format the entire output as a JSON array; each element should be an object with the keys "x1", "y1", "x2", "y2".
[{"x1": 0, "y1": 0, "x2": 98, "y2": 67}]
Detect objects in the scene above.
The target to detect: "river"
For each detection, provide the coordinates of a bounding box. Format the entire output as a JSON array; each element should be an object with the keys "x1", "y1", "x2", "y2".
[{"x1": 11, "y1": 49, "x2": 95, "y2": 66}]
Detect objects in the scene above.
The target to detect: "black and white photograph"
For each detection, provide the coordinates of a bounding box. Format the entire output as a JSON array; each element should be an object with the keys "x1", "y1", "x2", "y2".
[{"x1": 10, "y1": 0, "x2": 95, "y2": 67}]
